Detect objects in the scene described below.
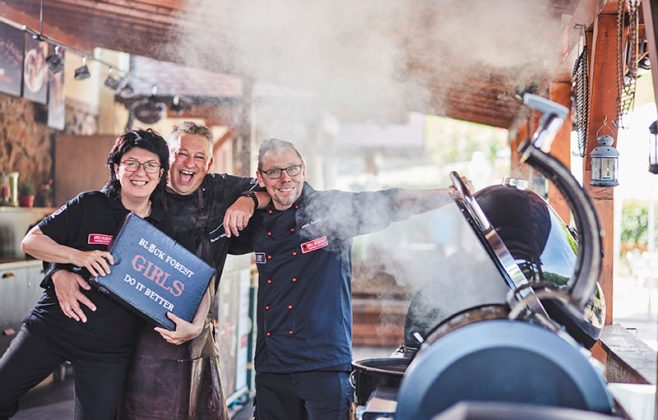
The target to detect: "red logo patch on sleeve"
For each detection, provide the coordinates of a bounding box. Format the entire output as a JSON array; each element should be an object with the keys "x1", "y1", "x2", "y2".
[
  {"x1": 301, "y1": 236, "x2": 329, "y2": 254},
  {"x1": 88, "y1": 234, "x2": 113, "y2": 245}
]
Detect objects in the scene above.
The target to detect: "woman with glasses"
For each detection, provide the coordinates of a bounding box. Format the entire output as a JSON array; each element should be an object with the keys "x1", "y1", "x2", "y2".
[{"x1": 0, "y1": 129, "x2": 171, "y2": 420}]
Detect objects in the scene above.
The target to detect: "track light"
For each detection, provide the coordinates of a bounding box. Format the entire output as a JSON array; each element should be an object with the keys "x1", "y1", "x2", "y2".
[
  {"x1": 45, "y1": 45, "x2": 64, "y2": 74},
  {"x1": 171, "y1": 95, "x2": 182, "y2": 113},
  {"x1": 74, "y1": 56, "x2": 91, "y2": 80},
  {"x1": 104, "y1": 69, "x2": 121, "y2": 90}
]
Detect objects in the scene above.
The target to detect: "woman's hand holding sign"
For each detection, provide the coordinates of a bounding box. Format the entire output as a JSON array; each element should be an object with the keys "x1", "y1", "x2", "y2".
[{"x1": 72, "y1": 249, "x2": 114, "y2": 277}]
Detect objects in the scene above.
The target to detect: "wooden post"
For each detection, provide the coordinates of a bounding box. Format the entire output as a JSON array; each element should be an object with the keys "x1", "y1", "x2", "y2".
[
  {"x1": 585, "y1": 12, "x2": 618, "y2": 328},
  {"x1": 639, "y1": 0, "x2": 658, "y2": 411},
  {"x1": 548, "y1": 81, "x2": 573, "y2": 222},
  {"x1": 509, "y1": 121, "x2": 530, "y2": 180}
]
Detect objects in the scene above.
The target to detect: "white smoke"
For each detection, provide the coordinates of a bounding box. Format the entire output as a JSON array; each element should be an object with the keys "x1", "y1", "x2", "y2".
[
  {"x1": 171, "y1": 0, "x2": 565, "y2": 347},
  {"x1": 173, "y1": 0, "x2": 564, "y2": 122}
]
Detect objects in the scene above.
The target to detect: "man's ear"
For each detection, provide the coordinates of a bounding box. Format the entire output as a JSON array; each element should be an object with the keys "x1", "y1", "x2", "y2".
[
  {"x1": 206, "y1": 156, "x2": 214, "y2": 171},
  {"x1": 256, "y1": 171, "x2": 265, "y2": 187}
]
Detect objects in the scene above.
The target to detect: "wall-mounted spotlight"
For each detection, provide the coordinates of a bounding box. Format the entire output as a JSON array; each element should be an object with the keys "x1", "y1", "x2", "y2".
[
  {"x1": 74, "y1": 56, "x2": 91, "y2": 80},
  {"x1": 104, "y1": 68, "x2": 121, "y2": 90},
  {"x1": 46, "y1": 45, "x2": 64, "y2": 74},
  {"x1": 649, "y1": 121, "x2": 658, "y2": 174}
]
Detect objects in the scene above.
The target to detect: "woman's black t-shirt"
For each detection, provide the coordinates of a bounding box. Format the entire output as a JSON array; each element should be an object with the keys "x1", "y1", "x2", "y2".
[{"x1": 25, "y1": 190, "x2": 167, "y2": 359}]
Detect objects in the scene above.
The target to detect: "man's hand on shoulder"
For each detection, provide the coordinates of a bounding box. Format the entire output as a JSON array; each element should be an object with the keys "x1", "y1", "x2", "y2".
[{"x1": 223, "y1": 196, "x2": 255, "y2": 237}]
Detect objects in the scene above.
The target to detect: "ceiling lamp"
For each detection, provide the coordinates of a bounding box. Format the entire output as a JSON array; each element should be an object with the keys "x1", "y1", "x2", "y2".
[
  {"x1": 45, "y1": 45, "x2": 64, "y2": 74},
  {"x1": 132, "y1": 97, "x2": 166, "y2": 124},
  {"x1": 74, "y1": 56, "x2": 91, "y2": 80}
]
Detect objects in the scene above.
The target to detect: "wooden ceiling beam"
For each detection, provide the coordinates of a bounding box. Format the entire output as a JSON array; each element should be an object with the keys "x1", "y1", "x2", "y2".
[
  {"x1": 37, "y1": 1, "x2": 180, "y2": 26},
  {"x1": 2, "y1": 0, "x2": 184, "y2": 30},
  {"x1": 435, "y1": 101, "x2": 513, "y2": 128},
  {"x1": 1, "y1": 3, "x2": 180, "y2": 62},
  {"x1": 40, "y1": 8, "x2": 179, "y2": 38},
  {"x1": 0, "y1": 6, "x2": 95, "y2": 52}
]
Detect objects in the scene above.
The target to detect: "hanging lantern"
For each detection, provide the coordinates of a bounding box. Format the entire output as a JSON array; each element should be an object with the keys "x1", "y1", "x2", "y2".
[
  {"x1": 589, "y1": 135, "x2": 619, "y2": 187},
  {"x1": 650, "y1": 121, "x2": 658, "y2": 174}
]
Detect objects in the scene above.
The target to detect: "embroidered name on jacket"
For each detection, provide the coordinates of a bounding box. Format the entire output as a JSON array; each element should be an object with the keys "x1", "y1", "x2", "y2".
[
  {"x1": 301, "y1": 236, "x2": 329, "y2": 254},
  {"x1": 88, "y1": 234, "x2": 113, "y2": 245}
]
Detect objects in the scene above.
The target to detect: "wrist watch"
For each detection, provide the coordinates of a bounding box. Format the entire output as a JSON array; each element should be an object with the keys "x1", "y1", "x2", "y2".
[{"x1": 241, "y1": 191, "x2": 259, "y2": 208}]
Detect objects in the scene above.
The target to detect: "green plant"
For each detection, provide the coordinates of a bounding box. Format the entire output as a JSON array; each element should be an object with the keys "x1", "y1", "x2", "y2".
[
  {"x1": 18, "y1": 180, "x2": 36, "y2": 196},
  {"x1": 620, "y1": 200, "x2": 648, "y2": 253}
]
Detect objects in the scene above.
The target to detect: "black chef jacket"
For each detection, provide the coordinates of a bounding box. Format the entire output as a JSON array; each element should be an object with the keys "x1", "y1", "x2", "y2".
[
  {"x1": 232, "y1": 183, "x2": 405, "y2": 373},
  {"x1": 25, "y1": 190, "x2": 167, "y2": 359},
  {"x1": 163, "y1": 173, "x2": 258, "y2": 271}
]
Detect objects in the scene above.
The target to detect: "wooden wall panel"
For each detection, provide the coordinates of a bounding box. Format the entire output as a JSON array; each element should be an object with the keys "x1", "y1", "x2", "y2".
[{"x1": 54, "y1": 134, "x2": 116, "y2": 206}]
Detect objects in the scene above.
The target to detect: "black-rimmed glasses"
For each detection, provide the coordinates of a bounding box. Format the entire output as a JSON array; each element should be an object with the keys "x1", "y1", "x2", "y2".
[
  {"x1": 259, "y1": 164, "x2": 303, "y2": 179},
  {"x1": 121, "y1": 159, "x2": 161, "y2": 174}
]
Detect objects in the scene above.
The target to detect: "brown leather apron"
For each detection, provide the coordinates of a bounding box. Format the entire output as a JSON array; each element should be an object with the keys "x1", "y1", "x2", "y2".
[
  {"x1": 117, "y1": 281, "x2": 229, "y2": 420},
  {"x1": 118, "y1": 188, "x2": 229, "y2": 419}
]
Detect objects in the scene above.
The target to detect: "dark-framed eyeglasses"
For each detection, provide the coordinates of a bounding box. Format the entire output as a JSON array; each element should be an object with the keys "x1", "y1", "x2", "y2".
[
  {"x1": 121, "y1": 159, "x2": 161, "y2": 174},
  {"x1": 259, "y1": 164, "x2": 303, "y2": 179}
]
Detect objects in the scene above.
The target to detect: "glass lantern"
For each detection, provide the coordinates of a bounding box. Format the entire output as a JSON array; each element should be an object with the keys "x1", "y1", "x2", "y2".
[
  {"x1": 590, "y1": 135, "x2": 619, "y2": 187},
  {"x1": 650, "y1": 121, "x2": 658, "y2": 174}
]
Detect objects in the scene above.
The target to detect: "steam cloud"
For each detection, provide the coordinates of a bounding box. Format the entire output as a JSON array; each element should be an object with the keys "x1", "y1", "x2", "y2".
[
  {"x1": 174, "y1": 0, "x2": 564, "y2": 123},
  {"x1": 171, "y1": 0, "x2": 565, "y2": 347}
]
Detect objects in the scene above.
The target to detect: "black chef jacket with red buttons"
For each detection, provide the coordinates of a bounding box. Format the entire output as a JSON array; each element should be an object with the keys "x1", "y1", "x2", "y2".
[{"x1": 231, "y1": 182, "x2": 407, "y2": 374}]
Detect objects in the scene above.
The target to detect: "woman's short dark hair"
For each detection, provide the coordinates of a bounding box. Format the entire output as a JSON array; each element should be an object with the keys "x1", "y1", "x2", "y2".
[{"x1": 105, "y1": 129, "x2": 169, "y2": 198}]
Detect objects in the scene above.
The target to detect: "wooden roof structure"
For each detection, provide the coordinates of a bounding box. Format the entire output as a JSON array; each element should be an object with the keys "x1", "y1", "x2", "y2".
[{"x1": 0, "y1": 0, "x2": 614, "y2": 129}]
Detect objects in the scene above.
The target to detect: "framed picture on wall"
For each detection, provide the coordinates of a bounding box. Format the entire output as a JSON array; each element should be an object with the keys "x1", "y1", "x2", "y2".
[
  {"x1": 22, "y1": 35, "x2": 48, "y2": 104},
  {"x1": 0, "y1": 21, "x2": 24, "y2": 97},
  {"x1": 48, "y1": 47, "x2": 65, "y2": 130}
]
